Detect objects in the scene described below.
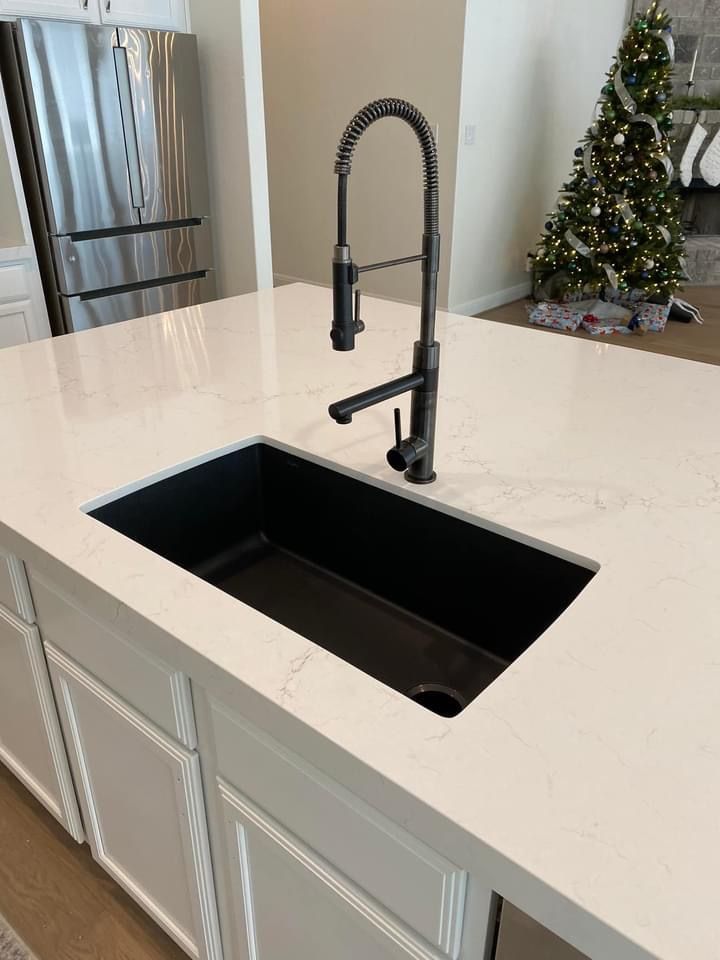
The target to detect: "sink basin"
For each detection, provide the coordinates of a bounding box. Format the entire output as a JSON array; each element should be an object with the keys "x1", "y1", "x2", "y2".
[{"x1": 87, "y1": 442, "x2": 596, "y2": 717}]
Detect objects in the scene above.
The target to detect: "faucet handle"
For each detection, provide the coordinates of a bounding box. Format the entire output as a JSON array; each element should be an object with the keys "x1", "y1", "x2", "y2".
[
  {"x1": 387, "y1": 408, "x2": 428, "y2": 473},
  {"x1": 393, "y1": 407, "x2": 402, "y2": 448},
  {"x1": 354, "y1": 289, "x2": 366, "y2": 335}
]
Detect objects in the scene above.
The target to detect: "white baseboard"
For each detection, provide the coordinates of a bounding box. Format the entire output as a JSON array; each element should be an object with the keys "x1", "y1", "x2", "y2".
[{"x1": 449, "y1": 280, "x2": 532, "y2": 317}]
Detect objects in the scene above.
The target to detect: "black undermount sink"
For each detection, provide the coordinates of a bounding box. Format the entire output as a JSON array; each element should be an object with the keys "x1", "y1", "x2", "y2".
[{"x1": 88, "y1": 442, "x2": 596, "y2": 718}]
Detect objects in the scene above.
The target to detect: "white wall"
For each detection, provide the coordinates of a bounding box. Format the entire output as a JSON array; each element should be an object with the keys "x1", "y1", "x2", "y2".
[
  {"x1": 189, "y1": 0, "x2": 273, "y2": 298},
  {"x1": 448, "y1": 0, "x2": 629, "y2": 315},
  {"x1": 259, "y1": 0, "x2": 466, "y2": 309}
]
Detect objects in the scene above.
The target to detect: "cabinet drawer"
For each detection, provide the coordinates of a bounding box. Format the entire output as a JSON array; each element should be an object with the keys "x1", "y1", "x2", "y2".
[
  {"x1": 0, "y1": 545, "x2": 35, "y2": 622},
  {"x1": 28, "y1": 572, "x2": 196, "y2": 748},
  {"x1": 210, "y1": 699, "x2": 467, "y2": 958}
]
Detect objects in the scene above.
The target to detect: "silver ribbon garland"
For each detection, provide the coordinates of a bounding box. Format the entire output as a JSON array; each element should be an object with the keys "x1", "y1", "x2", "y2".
[
  {"x1": 614, "y1": 67, "x2": 638, "y2": 116},
  {"x1": 630, "y1": 113, "x2": 663, "y2": 141},
  {"x1": 661, "y1": 155, "x2": 674, "y2": 184},
  {"x1": 565, "y1": 229, "x2": 593, "y2": 258},
  {"x1": 614, "y1": 194, "x2": 636, "y2": 223},
  {"x1": 658, "y1": 225, "x2": 672, "y2": 245},
  {"x1": 653, "y1": 29, "x2": 675, "y2": 63},
  {"x1": 583, "y1": 142, "x2": 598, "y2": 179},
  {"x1": 602, "y1": 263, "x2": 619, "y2": 288}
]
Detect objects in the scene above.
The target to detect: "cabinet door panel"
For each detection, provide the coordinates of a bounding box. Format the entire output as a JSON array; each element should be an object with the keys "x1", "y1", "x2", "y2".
[
  {"x1": 0, "y1": 299, "x2": 33, "y2": 349},
  {"x1": 0, "y1": 0, "x2": 96, "y2": 21},
  {"x1": 47, "y1": 644, "x2": 222, "y2": 960},
  {"x1": 0, "y1": 607, "x2": 82, "y2": 838},
  {"x1": 101, "y1": 0, "x2": 186, "y2": 31},
  {"x1": 219, "y1": 779, "x2": 442, "y2": 960}
]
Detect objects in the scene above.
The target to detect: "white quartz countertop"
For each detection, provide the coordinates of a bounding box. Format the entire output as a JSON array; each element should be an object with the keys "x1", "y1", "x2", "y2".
[{"x1": 1, "y1": 283, "x2": 719, "y2": 960}]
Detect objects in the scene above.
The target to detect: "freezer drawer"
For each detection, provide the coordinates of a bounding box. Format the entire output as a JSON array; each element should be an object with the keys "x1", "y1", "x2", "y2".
[
  {"x1": 494, "y1": 902, "x2": 588, "y2": 960},
  {"x1": 61, "y1": 273, "x2": 216, "y2": 332},
  {"x1": 16, "y1": 19, "x2": 139, "y2": 234},
  {"x1": 52, "y1": 220, "x2": 213, "y2": 295},
  {"x1": 116, "y1": 28, "x2": 210, "y2": 224}
]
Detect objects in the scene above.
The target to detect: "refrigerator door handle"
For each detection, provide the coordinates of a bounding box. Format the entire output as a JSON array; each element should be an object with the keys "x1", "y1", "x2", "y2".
[{"x1": 113, "y1": 46, "x2": 144, "y2": 210}]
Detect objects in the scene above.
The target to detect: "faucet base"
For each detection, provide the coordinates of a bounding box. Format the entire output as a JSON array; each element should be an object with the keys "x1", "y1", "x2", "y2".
[{"x1": 405, "y1": 470, "x2": 437, "y2": 485}]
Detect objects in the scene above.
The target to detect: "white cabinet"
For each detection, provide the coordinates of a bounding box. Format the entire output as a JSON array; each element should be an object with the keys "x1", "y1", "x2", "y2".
[
  {"x1": 0, "y1": 0, "x2": 188, "y2": 28},
  {"x1": 100, "y1": 0, "x2": 187, "y2": 31},
  {"x1": 218, "y1": 779, "x2": 444, "y2": 960},
  {"x1": 46, "y1": 644, "x2": 222, "y2": 960},
  {"x1": 0, "y1": 606, "x2": 83, "y2": 839},
  {"x1": 0, "y1": 0, "x2": 93, "y2": 20}
]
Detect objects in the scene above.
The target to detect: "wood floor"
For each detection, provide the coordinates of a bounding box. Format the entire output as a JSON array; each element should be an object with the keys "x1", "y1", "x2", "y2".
[
  {"x1": 481, "y1": 286, "x2": 720, "y2": 366},
  {"x1": 0, "y1": 763, "x2": 185, "y2": 960}
]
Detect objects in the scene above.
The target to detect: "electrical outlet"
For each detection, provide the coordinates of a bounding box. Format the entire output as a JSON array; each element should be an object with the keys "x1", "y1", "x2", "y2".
[{"x1": 463, "y1": 124, "x2": 476, "y2": 147}]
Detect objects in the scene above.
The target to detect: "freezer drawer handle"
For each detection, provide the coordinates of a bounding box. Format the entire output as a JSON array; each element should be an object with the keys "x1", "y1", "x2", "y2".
[
  {"x1": 106, "y1": 0, "x2": 111, "y2": 10},
  {"x1": 113, "y1": 47, "x2": 144, "y2": 210}
]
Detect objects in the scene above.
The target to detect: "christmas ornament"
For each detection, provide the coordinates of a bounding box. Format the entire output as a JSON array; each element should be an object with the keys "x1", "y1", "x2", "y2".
[
  {"x1": 639, "y1": 52, "x2": 650, "y2": 62},
  {"x1": 645, "y1": 259, "x2": 655, "y2": 269},
  {"x1": 599, "y1": 243, "x2": 610, "y2": 254},
  {"x1": 646, "y1": 204, "x2": 657, "y2": 214},
  {"x1": 574, "y1": 147, "x2": 584, "y2": 157},
  {"x1": 624, "y1": 154, "x2": 634, "y2": 164},
  {"x1": 649, "y1": 170, "x2": 658, "y2": 180},
  {"x1": 591, "y1": 206, "x2": 602, "y2": 217},
  {"x1": 613, "y1": 133, "x2": 626, "y2": 146},
  {"x1": 602, "y1": 83, "x2": 614, "y2": 95},
  {"x1": 630, "y1": 239, "x2": 639, "y2": 247},
  {"x1": 656, "y1": 92, "x2": 667, "y2": 103},
  {"x1": 626, "y1": 74, "x2": 638, "y2": 86},
  {"x1": 545, "y1": 221, "x2": 555, "y2": 231},
  {"x1": 641, "y1": 270, "x2": 650, "y2": 279},
  {"x1": 589, "y1": 176, "x2": 599, "y2": 186},
  {"x1": 609, "y1": 224, "x2": 620, "y2": 235},
  {"x1": 636, "y1": 18, "x2": 648, "y2": 30}
]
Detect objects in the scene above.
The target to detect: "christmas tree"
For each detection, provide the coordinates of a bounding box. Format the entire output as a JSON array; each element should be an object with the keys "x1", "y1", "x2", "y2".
[{"x1": 532, "y1": 2, "x2": 685, "y2": 302}]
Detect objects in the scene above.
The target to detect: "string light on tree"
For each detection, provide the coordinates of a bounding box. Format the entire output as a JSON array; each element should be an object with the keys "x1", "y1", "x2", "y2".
[{"x1": 530, "y1": 2, "x2": 684, "y2": 302}]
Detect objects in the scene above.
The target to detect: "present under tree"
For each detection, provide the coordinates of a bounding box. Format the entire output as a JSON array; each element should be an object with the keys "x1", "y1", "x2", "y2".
[{"x1": 531, "y1": 2, "x2": 685, "y2": 302}]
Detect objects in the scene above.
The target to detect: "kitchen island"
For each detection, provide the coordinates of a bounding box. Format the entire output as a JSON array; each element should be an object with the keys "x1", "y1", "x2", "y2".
[{"x1": 0, "y1": 282, "x2": 717, "y2": 960}]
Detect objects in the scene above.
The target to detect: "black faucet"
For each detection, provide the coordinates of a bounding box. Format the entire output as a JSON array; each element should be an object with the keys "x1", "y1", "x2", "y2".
[{"x1": 328, "y1": 98, "x2": 440, "y2": 485}]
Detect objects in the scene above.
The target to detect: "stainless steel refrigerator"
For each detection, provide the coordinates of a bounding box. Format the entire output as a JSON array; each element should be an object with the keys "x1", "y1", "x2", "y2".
[{"x1": 0, "y1": 18, "x2": 216, "y2": 334}]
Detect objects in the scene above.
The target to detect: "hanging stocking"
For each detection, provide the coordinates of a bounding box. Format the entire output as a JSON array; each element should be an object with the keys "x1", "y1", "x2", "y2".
[
  {"x1": 680, "y1": 122, "x2": 708, "y2": 186},
  {"x1": 699, "y1": 127, "x2": 720, "y2": 187}
]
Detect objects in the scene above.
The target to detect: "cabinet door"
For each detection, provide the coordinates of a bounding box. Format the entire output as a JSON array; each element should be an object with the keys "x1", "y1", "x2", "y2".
[
  {"x1": 0, "y1": 297, "x2": 35, "y2": 349},
  {"x1": 218, "y1": 779, "x2": 443, "y2": 960},
  {"x1": 47, "y1": 645, "x2": 222, "y2": 960},
  {"x1": 0, "y1": 607, "x2": 83, "y2": 840},
  {"x1": 101, "y1": 0, "x2": 186, "y2": 31},
  {"x1": 0, "y1": 0, "x2": 97, "y2": 21}
]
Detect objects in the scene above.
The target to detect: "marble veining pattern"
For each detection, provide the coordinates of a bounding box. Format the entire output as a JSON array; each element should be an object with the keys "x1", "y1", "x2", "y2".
[{"x1": 0, "y1": 283, "x2": 718, "y2": 960}]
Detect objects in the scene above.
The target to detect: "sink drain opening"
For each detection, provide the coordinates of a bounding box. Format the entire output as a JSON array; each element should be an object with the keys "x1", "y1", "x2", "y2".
[{"x1": 406, "y1": 683, "x2": 467, "y2": 718}]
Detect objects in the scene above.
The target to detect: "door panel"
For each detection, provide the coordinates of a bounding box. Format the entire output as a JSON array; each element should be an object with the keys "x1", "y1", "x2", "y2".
[
  {"x1": 47, "y1": 644, "x2": 222, "y2": 960},
  {"x1": 219, "y1": 779, "x2": 440, "y2": 960},
  {"x1": 101, "y1": 0, "x2": 187, "y2": 31},
  {"x1": 117, "y1": 28, "x2": 209, "y2": 224},
  {"x1": 0, "y1": 607, "x2": 83, "y2": 839},
  {"x1": 52, "y1": 219, "x2": 213, "y2": 293},
  {"x1": 0, "y1": 0, "x2": 96, "y2": 22},
  {"x1": 17, "y1": 19, "x2": 138, "y2": 233}
]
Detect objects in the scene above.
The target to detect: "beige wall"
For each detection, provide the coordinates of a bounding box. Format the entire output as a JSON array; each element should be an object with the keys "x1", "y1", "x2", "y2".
[
  {"x1": 0, "y1": 128, "x2": 23, "y2": 249},
  {"x1": 259, "y1": 0, "x2": 466, "y2": 308},
  {"x1": 448, "y1": 0, "x2": 630, "y2": 314},
  {"x1": 190, "y1": 0, "x2": 273, "y2": 298}
]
